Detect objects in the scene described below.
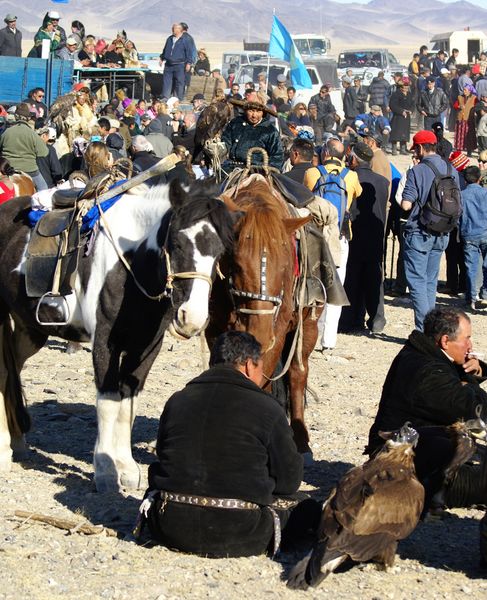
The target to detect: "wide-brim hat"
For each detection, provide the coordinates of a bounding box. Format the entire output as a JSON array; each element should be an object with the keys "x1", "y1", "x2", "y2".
[{"x1": 229, "y1": 97, "x2": 277, "y2": 117}]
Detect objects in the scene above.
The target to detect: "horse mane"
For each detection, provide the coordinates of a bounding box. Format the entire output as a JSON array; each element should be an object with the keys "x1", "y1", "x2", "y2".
[
  {"x1": 231, "y1": 180, "x2": 290, "y2": 255},
  {"x1": 169, "y1": 182, "x2": 235, "y2": 253}
]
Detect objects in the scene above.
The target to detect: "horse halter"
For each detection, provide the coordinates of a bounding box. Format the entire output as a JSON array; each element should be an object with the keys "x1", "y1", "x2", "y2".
[
  {"x1": 229, "y1": 248, "x2": 283, "y2": 317},
  {"x1": 163, "y1": 247, "x2": 214, "y2": 301}
]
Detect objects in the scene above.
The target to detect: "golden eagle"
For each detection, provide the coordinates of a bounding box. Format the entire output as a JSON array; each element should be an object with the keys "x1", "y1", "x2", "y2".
[{"x1": 287, "y1": 423, "x2": 424, "y2": 590}]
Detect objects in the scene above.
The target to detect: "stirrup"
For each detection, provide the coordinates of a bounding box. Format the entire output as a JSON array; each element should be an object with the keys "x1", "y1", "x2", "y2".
[{"x1": 35, "y1": 292, "x2": 71, "y2": 326}]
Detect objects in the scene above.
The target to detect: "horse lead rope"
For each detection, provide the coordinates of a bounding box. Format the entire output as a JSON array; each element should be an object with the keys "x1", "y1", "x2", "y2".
[{"x1": 94, "y1": 195, "x2": 213, "y2": 302}]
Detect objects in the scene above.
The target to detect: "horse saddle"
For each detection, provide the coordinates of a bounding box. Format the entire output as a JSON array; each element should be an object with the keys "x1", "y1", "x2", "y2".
[{"x1": 25, "y1": 204, "x2": 84, "y2": 299}]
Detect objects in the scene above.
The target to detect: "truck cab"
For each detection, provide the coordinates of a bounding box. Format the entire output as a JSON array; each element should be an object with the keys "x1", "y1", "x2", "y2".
[
  {"x1": 337, "y1": 48, "x2": 405, "y2": 89},
  {"x1": 221, "y1": 51, "x2": 268, "y2": 81}
]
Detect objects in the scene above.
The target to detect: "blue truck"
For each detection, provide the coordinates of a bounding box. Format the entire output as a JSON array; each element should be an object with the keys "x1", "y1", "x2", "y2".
[{"x1": 0, "y1": 56, "x2": 74, "y2": 107}]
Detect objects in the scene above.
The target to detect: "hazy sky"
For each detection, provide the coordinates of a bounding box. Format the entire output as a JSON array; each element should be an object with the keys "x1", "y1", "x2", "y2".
[{"x1": 343, "y1": 0, "x2": 487, "y2": 5}]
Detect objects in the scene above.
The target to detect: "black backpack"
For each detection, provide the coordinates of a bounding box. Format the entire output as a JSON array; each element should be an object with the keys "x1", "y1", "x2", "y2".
[{"x1": 419, "y1": 162, "x2": 462, "y2": 234}]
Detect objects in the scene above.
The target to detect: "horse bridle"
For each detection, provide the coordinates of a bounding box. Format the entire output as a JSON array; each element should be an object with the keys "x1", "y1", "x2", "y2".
[
  {"x1": 229, "y1": 248, "x2": 283, "y2": 318},
  {"x1": 163, "y1": 247, "x2": 214, "y2": 301}
]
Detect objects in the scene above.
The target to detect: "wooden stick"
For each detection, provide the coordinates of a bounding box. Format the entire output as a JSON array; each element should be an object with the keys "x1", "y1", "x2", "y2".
[{"x1": 13, "y1": 510, "x2": 118, "y2": 537}]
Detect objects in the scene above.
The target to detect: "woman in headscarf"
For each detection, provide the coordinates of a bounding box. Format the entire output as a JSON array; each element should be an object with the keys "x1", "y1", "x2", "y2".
[
  {"x1": 194, "y1": 49, "x2": 211, "y2": 76},
  {"x1": 454, "y1": 84, "x2": 478, "y2": 155}
]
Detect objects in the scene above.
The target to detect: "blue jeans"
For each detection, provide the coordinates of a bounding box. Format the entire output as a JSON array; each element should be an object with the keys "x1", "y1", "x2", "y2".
[
  {"x1": 28, "y1": 169, "x2": 48, "y2": 191},
  {"x1": 162, "y1": 63, "x2": 186, "y2": 100},
  {"x1": 462, "y1": 238, "x2": 487, "y2": 302},
  {"x1": 403, "y1": 229, "x2": 449, "y2": 331}
]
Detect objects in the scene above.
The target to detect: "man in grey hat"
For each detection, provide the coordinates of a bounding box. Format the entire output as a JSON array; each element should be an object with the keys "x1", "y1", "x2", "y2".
[{"x1": 0, "y1": 14, "x2": 21, "y2": 56}]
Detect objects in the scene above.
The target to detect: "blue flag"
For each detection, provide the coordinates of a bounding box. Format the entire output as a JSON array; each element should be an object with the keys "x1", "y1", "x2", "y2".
[
  {"x1": 268, "y1": 16, "x2": 312, "y2": 90},
  {"x1": 51, "y1": 0, "x2": 70, "y2": 3}
]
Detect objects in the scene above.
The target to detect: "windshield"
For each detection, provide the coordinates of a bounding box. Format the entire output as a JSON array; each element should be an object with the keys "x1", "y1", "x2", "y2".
[
  {"x1": 338, "y1": 51, "x2": 384, "y2": 68},
  {"x1": 294, "y1": 38, "x2": 327, "y2": 56}
]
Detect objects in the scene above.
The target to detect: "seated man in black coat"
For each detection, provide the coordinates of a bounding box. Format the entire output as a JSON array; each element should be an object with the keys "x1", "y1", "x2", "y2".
[
  {"x1": 140, "y1": 331, "x2": 319, "y2": 558},
  {"x1": 366, "y1": 307, "x2": 487, "y2": 507}
]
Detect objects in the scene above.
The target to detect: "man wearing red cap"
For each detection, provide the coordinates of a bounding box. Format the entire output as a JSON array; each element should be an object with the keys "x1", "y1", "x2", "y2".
[{"x1": 401, "y1": 130, "x2": 460, "y2": 330}]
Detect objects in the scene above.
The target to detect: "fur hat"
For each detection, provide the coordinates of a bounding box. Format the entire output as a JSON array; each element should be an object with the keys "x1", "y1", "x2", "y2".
[{"x1": 229, "y1": 97, "x2": 278, "y2": 117}]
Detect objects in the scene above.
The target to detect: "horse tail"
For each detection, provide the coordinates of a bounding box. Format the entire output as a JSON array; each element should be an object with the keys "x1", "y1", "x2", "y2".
[{"x1": 1, "y1": 316, "x2": 30, "y2": 437}]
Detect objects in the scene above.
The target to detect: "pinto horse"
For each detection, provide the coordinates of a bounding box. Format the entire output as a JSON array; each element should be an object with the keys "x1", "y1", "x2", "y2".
[
  {"x1": 0, "y1": 180, "x2": 235, "y2": 492},
  {"x1": 209, "y1": 176, "x2": 322, "y2": 455}
]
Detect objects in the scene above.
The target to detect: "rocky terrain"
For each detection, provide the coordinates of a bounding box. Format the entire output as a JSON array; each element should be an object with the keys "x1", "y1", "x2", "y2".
[{"x1": 1, "y1": 274, "x2": 487, "y2": 598}]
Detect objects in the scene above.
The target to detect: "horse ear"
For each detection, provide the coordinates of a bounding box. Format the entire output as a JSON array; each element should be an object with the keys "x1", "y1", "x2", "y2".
[
  {"x1": 283, "y1": 216, "x2": 312, "y2": 234},
  {"x1": 222, "y1": 195, "x2": 248, "y2": 214},
  {"x1": 168, "y1": 179, "x2": 187, "y2": 209}
]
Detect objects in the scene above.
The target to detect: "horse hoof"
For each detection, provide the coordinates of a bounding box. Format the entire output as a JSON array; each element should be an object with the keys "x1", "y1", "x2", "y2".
[
  {"x1": 120, "y1": 467, "x2": 145, "y2": 490},
  {"x1": 302, "y1": 452, "x2": 314, "y2": 467},
  {"x1": 94, "y1": 472, "x2": 121, "y2": 493},
  {"x1": 11, "y1": 435, "x2": 29, "y2": 460}
]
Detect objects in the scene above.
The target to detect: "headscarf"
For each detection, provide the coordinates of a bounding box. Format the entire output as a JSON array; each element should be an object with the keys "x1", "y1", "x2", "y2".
[{"x1": 464, "y1": 83, "x2": 478, "y2": 96}]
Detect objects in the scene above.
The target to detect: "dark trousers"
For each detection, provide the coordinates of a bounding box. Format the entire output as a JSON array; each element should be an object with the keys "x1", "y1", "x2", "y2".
[
  {"x1": 340, "y1": 247, "x2": 386, "y2": 331},
  {"x1": 445, "y1": 229, "x2": 466, "y2": 293},
  {"x1": 162, "y1": 63, "x2": 186, "y2": 100},
  {"x1": 145, "y1": 463, "x2": 321, "y2": 558}
]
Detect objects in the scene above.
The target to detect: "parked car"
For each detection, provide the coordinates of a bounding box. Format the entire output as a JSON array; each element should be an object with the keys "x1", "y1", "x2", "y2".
[
  {"x1": 337, "y1": 48, "x2": 406, "y2": 89},
  {"x1": 221, "y1": 51, "x2": 268, "y2": 81},
  {"x1": 233, "y1": 57, "x2": 342, "y2": 114}
]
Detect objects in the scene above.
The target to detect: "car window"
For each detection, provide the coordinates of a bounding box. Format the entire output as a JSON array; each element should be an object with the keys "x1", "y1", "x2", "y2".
[
  {"x1": 224, "y1": 54, "x2": 240, "y2": 65},
  {"x1": 338, "y1": 51, "x2": 384, "y2": 68},
  {"x1": 388, "y1": 53, "x2": 398, "y2": 64},
  {"x1": 307, "y1": 69, "x2": 319, "y2": 85}
]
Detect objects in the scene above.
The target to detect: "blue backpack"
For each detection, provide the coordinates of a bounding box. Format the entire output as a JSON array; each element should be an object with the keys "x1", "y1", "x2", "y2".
[{"x1": 313, "y1": 163, "x2": 349, "y2": 234}]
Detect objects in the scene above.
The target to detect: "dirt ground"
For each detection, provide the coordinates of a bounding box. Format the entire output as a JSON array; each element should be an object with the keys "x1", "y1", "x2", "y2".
[{"x1": 2, "y1": 153, "x2": 487, "y2": 599}]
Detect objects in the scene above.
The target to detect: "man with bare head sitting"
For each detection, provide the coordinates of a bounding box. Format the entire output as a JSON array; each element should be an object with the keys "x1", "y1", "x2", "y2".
[{"x1": 138, "y1": 331, "x2": 320, "y2": 557}]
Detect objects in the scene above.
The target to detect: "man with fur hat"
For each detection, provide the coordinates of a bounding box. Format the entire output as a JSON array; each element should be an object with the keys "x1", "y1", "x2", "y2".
[
  {"x1": 222, "y1": 99, "x2": 284, "y2": 170},
  {"x1": 0, "y1": 14, "x2": 21, "y2": 56},
  {"x1": 0, "y1": 103, "x2": 48, "y2": 190}
]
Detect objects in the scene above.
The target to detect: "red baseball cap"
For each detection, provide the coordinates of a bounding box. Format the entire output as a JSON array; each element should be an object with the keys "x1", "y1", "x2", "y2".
[{"x1": 409, "y1": 130, "x2": 437, "y2": 150}]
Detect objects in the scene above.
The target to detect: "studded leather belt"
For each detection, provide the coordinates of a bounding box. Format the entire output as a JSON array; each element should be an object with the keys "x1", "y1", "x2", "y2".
[{"x1": 160, "y1": 491, "x2": 260, "y2": 511}]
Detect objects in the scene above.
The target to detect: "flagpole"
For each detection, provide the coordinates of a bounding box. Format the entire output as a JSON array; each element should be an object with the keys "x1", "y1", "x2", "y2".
[{"x1": 266, "y1": 10, "x2": 274, "y2": 103}]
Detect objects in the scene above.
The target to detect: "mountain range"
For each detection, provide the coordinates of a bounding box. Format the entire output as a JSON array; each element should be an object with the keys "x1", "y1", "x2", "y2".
[{"x1": 7, "y1": 0, "x2": 487, "y2": 51}]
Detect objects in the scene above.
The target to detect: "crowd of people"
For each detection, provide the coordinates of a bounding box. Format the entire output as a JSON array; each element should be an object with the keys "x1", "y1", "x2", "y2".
[{"x1": 1, "y1": 13, "x2": 487, "y2": 567}]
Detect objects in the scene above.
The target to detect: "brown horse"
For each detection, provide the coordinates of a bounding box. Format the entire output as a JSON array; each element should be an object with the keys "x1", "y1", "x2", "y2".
[
  {"x1": 12, "y1": 173, "x2": 36, "y2": 197},
  {"x1": 209, "y1": 176, "x2": 323, "y2": 455}
]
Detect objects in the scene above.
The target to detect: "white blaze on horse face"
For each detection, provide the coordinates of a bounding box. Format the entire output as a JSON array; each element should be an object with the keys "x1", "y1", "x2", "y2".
[{"x1": 174, "y1": 220, "x2": 216, "y2": 336}]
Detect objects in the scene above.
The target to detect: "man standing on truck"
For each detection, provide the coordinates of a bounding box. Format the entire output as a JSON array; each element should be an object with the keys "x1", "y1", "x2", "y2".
[
  {"x1": 159, "y1": 23, "x2": 194, "y2": 101},
  {"x1": 0, "y1": 14, "x2": 21, "y2": 57}
]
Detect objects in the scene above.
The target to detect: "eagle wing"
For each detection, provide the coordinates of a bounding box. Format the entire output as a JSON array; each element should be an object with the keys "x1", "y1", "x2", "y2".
[
  {"x1": 47, "y1": 92, "x2": 77, "y2": 133},
  {"x1": 333, "y1": 455, "x2": 424, "y2": 539},
  {"x1": 195, "y1": 101, "x2": 233, "y2": 145}
]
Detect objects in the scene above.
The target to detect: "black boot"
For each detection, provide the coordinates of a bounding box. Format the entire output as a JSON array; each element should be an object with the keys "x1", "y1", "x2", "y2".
[
  {"x1": 391, "y1": 142, "x2": 398, "y2": 156},
  {"x1": 400, "y1": 142, "x2": 409, "y2": 155}
]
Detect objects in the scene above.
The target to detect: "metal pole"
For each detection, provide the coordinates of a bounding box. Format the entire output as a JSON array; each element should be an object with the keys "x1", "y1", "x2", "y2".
[{"x1": 46, "y1": 54, "x2": 53, "y2": 108}]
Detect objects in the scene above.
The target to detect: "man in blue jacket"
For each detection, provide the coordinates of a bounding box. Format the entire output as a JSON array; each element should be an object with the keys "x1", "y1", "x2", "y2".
[
  {"x1": 460, "y1": 165, "x2": 487, "y2": 309},
  {"x1": 159, "y1": 23, "x2": 194, "y2": 100},
  {"x1": 401, "y1": 129, "x2": 460, "y2": 331}
]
